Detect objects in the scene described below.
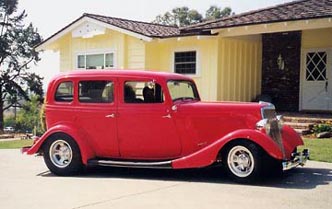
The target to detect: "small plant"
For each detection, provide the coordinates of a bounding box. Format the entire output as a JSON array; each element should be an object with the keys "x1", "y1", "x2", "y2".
[{"x1": 312, "y1": 124, "x2": 332, "y2": 134}]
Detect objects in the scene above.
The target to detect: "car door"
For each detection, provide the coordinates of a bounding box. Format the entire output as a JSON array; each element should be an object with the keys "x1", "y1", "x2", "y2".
[
  {"x1": 75, "y1": 79, "x2": 119, "y2": 157},
  {"x1": 117, "y1": 79, "x2": 182, "y2": 159}
]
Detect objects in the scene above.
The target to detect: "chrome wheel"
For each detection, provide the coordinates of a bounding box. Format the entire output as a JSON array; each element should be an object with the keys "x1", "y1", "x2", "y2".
[
  {"x1": 227, "y1": 145, "x2": 255, "y2": 178},
  {"x1": 49, "y1": 140, "x2": 73, "y2": 168}
]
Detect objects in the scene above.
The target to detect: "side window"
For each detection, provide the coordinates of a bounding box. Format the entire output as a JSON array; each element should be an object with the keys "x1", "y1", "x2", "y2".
[
  {"x1": 124, "y1": 81, "x2": 164, "y2": 104},
  {"x1": 79, "y1": 81, "x2": 114, "y2": 103},
  {"x1": 55, "y1": 81, "x2": 73, "y2": 102}
]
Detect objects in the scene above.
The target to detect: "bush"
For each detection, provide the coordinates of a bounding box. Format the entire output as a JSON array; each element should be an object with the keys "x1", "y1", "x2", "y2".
[
  {"x1": 4, "y1": 116, "x2": 16, "y2": 127},
  {"x1": 16, "y1": 95, "x2": 45, "y2": 136},
  {"x1": 313, "y1": 124, "x2": 332, "y2": 134}
]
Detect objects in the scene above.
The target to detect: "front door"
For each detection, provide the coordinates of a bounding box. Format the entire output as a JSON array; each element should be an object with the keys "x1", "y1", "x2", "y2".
[{"x1": 301, "y1": 49, "x2": 332, "y2": 111}]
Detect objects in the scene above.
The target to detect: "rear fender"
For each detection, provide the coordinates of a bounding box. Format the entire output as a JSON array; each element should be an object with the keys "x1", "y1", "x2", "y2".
[
  {"x1": 26, "y1": 124, "x2": 95, "y2": 165},
  {"x1": 172, "y1": 129, "x2": 283, "y2": 169}
]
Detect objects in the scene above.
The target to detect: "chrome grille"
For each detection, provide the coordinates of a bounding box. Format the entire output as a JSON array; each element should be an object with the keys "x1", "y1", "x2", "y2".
[{"x1": 262, "y1": 107, "x2": 285, "y2": 158}]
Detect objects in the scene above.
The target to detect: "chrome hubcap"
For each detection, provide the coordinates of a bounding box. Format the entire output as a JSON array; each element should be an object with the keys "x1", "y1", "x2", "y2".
[
  {"x1": 49, "y1": 140, "x2": 72, "y2": 168},
  {"x1": 227, "y1": 146, "x2": 254, "y2": 178}
]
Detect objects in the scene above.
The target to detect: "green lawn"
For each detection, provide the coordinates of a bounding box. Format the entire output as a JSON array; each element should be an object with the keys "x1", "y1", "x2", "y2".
[
  {"x1": 0, "y1": 138, "x2": 331, "y2": 163},
  {"x1": 0, "y1": 140, "x2": 33, "y2": 149},
  {"x1": 302, "y1": 138, "x2": 332, "y2": 163}
]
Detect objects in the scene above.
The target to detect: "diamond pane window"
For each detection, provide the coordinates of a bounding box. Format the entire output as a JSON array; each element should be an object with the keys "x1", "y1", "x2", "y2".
[{"x1": 306, "y1": 52, "x2": 327, "y2": 81}]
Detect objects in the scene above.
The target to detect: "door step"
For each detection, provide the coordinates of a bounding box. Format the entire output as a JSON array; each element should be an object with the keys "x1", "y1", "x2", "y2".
[
  {"x1": 282, "y1": 113, "x2": 332, "y2": 135},
  {"x1": 88, "y1": 159, "x2": 172, "y2": 169}
]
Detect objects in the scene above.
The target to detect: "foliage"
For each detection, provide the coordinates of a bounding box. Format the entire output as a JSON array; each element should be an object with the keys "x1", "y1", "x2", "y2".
[
  {"x1": 205, "y1": 6, "x2": 233, "y2": 21},
  {"x1": 0, "y1": 139, "x2": 33, "y2": 149},
  {"x1": 3, "y1": 114, "x2": 14, "y2": 127},
  {"x1": 0, "y1": 0, "x2": 43, "y2": 132},
  {"x1": 15, "y1": 95, "x2": 44, "y2": 135},
  {"x1": 153, "y1": 5, "x2": 233, "y2": 27},
  {"x1": 312, "y1": 123, "x2": 332, "y2": 134},
  {"x1": 302, "y1": 138, "x2": 332, "y2": 163}
]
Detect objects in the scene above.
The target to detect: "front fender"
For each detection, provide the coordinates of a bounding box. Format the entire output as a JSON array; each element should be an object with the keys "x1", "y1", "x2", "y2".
[
  {"x1": 172, "y1": 129, "x2": 283, "y2": 169},
  {"x1": 282, "y1": 125, "x2": 304, "y2": 159},
  {"x1": 26, "y1": 124, "x2": 95, "y2": 165}
]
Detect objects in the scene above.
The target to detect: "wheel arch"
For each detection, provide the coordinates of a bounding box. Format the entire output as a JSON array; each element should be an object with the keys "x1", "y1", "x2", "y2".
[
  {"x1": 172, "y1": 129, "x2": 283, "y2": 169},
  {"x1": 27, "y1": 124, "x2": 95, "y2": 165}
]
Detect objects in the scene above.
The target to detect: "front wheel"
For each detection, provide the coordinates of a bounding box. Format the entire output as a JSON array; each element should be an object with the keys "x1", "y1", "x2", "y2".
[
  {"x1": 223, "y1": 141, "x2": 262, "y2": 183},
  {"x1": 43, "y1": 133, "x2": 84, "y2": 176}
]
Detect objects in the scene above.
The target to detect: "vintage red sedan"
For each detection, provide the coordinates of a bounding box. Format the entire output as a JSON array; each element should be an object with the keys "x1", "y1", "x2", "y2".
[{"x1": 23, "y1": 70, "x2": 309, "y2": 183}]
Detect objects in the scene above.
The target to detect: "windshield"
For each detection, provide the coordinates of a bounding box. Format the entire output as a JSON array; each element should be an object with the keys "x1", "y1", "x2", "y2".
[{"x1": 167, "y1": 80, "x2": 200, "y2": 102}]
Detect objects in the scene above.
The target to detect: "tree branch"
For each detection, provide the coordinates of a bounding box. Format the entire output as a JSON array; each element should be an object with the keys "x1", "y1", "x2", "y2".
[
  {"x1": 3, "y1": 103, "x2": 13, "y2": 111},
  {"x1": 9, "y1": 57, "x2": 34, "y2": 82}
]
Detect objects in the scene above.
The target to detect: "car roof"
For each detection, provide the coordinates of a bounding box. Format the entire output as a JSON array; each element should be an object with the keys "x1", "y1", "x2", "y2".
[{"x1": 51, "y1": 70, "x2": 193, "y2": 82}]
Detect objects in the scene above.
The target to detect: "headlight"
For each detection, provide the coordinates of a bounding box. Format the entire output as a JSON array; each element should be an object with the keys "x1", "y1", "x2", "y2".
[
  {"x1": 256, "y1": 119, "x2": 271, "y2": 134},
  {"x1": 256, "y1": 116, "x2": 283, "y2": 135}
]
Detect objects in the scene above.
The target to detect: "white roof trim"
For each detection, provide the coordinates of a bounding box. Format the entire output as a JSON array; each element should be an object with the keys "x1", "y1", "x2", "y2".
[
  {"x1": 36, "y1": 16, "x2": 152, "y2": 51},
  {"x1": 211, "y1": 17, "x2": 332, "y2": 37}
]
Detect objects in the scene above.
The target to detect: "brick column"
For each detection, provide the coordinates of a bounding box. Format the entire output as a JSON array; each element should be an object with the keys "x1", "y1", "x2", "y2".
[{"x1": 261, "y1": 31, "x2": 302, "y2": 112}]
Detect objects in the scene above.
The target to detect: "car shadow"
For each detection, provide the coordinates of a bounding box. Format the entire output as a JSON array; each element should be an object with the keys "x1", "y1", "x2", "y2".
[{"x1": 38, "y1": 165, "x2": 332, "y2": 189}]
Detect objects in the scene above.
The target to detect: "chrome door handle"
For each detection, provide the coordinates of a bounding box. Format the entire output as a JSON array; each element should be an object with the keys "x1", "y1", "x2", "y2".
[
  {"x1": 162, "y1": 114, "x2": 172, "y2": 119},
  {"x1": 105, "y1": 114, "x2": 115, "y2": 118}
]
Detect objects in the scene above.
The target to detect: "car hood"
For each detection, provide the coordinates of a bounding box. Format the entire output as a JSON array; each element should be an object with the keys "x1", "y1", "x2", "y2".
[{"x1": 175, "y1": 101, "x2": 268, "y2": 129}]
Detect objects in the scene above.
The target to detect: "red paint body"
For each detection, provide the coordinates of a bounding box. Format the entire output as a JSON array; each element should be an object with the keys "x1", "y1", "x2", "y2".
[{"x1": 26, "y1": 70, "x2": 303, "y2": 169}]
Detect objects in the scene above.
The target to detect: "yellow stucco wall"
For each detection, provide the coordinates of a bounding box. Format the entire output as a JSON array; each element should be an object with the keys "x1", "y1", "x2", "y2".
[
  {"x1": 217, "y1": 35, "x2": 262, "y2": 102},
  {"x1": 145, "y1": 37, "x2": 219, "y2": 101},
  {"x1": 57, "y1": 29, "x2": 146, "y2": 71},
  {"x1": 302, "y1": 28, "x2": 332, "y2": 49},
  {"x1": 127, "y1": 36, "x2": 145, "y2": 69},
  {"x1": 54, "y1": 28, "x2": 262, "y2": 102}
]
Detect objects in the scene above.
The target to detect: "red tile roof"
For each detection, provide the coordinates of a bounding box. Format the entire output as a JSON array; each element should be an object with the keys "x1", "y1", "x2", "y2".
[
  {"x1": 182, "y1": 0, "x2": 332, "y2": 32},
  {"x1": 84, "y1": 13, "x2": 181, "y2": 38},
  {"x1": 36, "y1": 0, "x2": 332, "y2": 50}
]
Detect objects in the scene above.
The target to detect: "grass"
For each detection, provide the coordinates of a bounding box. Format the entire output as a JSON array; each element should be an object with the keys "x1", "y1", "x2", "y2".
[
  {"x1": 302, "y1": 138, "x2": 332, "y2": 163},
  {"x1": 0, "y1": 138, "x2": 331, "y2": 163},
  {"x1": 0, "y1": 140, "x2": 33, "y2": 149}
]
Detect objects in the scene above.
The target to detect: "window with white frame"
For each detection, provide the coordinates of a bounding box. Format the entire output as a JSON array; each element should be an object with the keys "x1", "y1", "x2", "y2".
[
  {"x1": 77, "y1": 52, "x2": 115, "y2": 70},
  {"x1": 174, "y1": 51, "x2": 197, "y2": 75}
]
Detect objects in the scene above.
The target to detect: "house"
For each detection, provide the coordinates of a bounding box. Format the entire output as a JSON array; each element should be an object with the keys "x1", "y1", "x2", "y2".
[{"x1": 36, "y1": 0, "x2": 332, "y2": 112}]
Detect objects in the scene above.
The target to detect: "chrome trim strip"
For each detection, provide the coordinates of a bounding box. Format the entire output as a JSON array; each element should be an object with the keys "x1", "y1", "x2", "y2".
[{"x1": 88, "y1": 159, "x2": 173, "y2": 169}]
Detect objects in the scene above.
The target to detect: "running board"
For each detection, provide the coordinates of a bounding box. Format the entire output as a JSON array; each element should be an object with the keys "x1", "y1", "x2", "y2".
[{"x1": 88, "y1": 159, "x2": 173, "y2": 169}]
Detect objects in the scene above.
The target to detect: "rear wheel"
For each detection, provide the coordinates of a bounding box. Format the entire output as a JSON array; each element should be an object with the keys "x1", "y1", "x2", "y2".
[
  {"x1": 223, "y1": 141, "x2": 262, "y2": 183},
  {"x1": 43, "y1": 133, "x2": 83, "y2": 176}
]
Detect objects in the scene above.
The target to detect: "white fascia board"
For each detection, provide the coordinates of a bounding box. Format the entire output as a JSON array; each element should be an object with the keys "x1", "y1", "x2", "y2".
[
  {"x1": 36, "y1": 16, "x2": 152, "y2": 51},
  {"x1": 36, "y1": 18, "x2": 88, "y2": 51},
  {"x1": 211, "y1": 17, "x2": 332, "y2": 37},
  {"x1": 85, "y1": 17, "x2": 153, "y2": 42}
]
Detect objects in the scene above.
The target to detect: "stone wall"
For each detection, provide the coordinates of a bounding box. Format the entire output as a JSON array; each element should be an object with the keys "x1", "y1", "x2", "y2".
[{"x1": 261, "y1": 31, "x2": 301, "y2": 112}]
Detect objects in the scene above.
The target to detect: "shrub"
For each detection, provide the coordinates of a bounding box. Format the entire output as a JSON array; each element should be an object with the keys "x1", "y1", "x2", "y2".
[{"x1": 313, "y1": 124, "x2": 332, "y2": 134}]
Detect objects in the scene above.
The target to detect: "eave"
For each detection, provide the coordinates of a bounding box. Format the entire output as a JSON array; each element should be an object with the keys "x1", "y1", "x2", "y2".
[
  {"x1": 35, "y1": 16, "x2": 153, "y2": 52},
  {"x1": 211, "y1": 17, "x2": 332, "y2": 37}
]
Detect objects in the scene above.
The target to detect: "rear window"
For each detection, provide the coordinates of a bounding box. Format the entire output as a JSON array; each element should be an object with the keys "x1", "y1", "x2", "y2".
[
  {"x1": 79, "y1": 81, "x2": 114, "y2": 103},
  {"x1": 55, "y1": 82, "x2": 74, "y2": 102}
]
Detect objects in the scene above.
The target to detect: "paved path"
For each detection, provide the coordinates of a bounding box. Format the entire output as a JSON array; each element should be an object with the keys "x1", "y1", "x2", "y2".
[{"x1": 0, "y1": 149, "x2": 331, "y2": 209}]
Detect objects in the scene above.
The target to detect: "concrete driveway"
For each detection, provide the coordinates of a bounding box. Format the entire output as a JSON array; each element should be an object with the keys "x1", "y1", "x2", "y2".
[{"x1": 0, "y1": 149, "x2": 331, "y2": 209}]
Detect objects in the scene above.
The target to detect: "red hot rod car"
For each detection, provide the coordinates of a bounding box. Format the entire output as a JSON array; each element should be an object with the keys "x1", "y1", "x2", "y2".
[{"x1": 23, "y1": 70, "x2": 309, "y2": 183}]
